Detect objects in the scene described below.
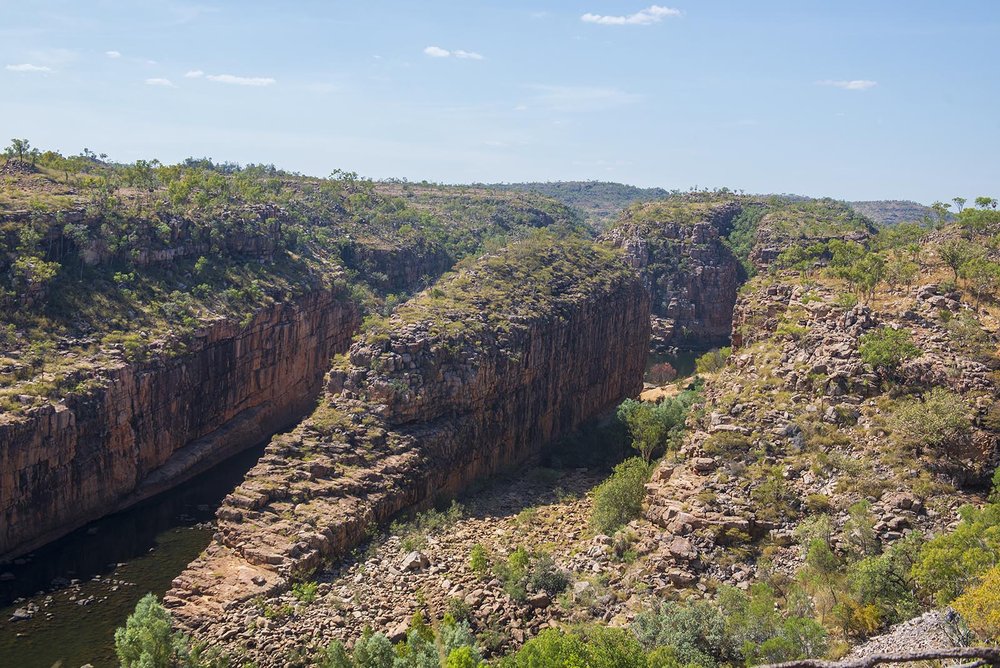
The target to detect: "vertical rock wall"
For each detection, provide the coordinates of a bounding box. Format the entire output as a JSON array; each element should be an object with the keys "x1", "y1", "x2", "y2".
[
  {"x1": 0, "y1": 291, "x2": 361, "y2": 561},
  {"x1": 601, "y1": 203, "x2": 742, "y2": 349},
  {"x1": 167, "y1": 239, "x2": 651, "y2": 630}
]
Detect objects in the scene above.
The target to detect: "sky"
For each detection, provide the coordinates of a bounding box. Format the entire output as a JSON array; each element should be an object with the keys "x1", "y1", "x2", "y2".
[{"x1": 1, "y1": 1, "x2": 999, "y2": 203}]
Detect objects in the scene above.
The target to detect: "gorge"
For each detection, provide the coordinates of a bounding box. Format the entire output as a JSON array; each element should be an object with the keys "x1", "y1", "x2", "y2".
[{"x1": 2, "y1": 164, "x2": 998, "y2": 668}]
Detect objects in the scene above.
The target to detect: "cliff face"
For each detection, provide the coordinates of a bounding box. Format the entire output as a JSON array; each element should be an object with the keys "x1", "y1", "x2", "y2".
[
  {"x1": 0, "y1": 291, "x2": 361, "y2": 561},
  {"x1": 601, "y1": 203, "x2": 742, "y2": 349},
  {"x1": 166, "y1": 236, "x2": 650, "y2": 630}
]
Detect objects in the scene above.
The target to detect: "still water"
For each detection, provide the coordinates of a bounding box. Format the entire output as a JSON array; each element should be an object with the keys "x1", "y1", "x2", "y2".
[{"x1": 0, "y1": 443, "x2": 266, "y2": 668}]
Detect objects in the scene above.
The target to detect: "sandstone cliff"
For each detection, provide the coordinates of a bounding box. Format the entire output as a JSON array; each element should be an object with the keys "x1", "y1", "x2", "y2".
[
  {"x1": 166, "y1": 233, "x2": 651, "y2": 631},
  {"x1": 0, "y1": 291, "x2": 361, "y2": 561},
  {"x1": 601, "y1": 201, "x2": 743, "y2": 349}
]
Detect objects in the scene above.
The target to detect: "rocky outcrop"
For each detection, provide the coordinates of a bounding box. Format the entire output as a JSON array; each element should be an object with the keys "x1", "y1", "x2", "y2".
[
  {"x1": 0, "y1": 291, "x2": 361, "y2": 561},
  {"x1": 339, "y1": 238, "x2": 452, "y2": 293},
  {"x1": 166, "y1": 237, "x2": 650, "y2": 633},
  {"x1": 601, "y1": 202, "x2": 742, "y2": 349}
]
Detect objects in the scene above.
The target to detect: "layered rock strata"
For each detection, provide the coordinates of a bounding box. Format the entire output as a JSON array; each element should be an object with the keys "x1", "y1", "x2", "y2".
[
  {"x1": 0, "y1": 291, "x2": 361, "y2": 561},
  {"x1": 167, "y1": 236, "x2": 651, "y2": 631},
  {"x1": 601, "y1": 202, "x2": 742, "y2": 349}
]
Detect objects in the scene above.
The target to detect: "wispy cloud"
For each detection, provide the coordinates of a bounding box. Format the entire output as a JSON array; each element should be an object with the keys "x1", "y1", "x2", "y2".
[
  {"x1": 5, "y1": 63, "x2": 52, "y2": 73},
  {"x1": 423, "y1": 46, "x2": 484, "y2": 60},
  {"x1": 183, "y1": 69, "x2": 276, "y2": 86},
  {"x1": 105, "y1": 50, "x2": 121, "y2": 59},
  {"x1": 581, "y1": 5, "x2": 680, "y2": 26},
  {"x1": 205, "y1": 73, "x2": 276, "y2": 86},
  {"x1": 817, "y1": 79, "x2": 878, "y2": 91},
  {"x1": 145, "y1": 77, "x2": 176, "y2": 87},
  {"x1": 530, "y1": 84, "x2": 641, "y2": 112}
]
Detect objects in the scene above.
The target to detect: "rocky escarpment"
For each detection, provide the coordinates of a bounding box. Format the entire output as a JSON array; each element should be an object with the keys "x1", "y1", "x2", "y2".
[
  {"x1": 0, "y1": 291, "x2": 361, "y2": 561},
  {"x1": 642, "y1": 273, "x2": 998, "y2": 594},
  {"x1": 601, "y1": 201, "x2": 743, "y2": 349},
  {"x1": 166, "y1": 234, "x2": 651, "y2": 639},
  {"x1": 338, "y1": 238, "x2": 452, "y2": 294}
]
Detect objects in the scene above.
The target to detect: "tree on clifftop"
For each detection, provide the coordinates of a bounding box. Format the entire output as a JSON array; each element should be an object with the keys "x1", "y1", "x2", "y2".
[{"x1": 3, "y1": 138, "x2": 32, "y2": 164}]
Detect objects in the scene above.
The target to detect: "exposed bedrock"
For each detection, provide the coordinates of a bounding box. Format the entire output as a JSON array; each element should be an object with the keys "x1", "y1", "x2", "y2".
[
  {"x1": 601, "y1": 204, "x2": 742, "y2": 350},
  {"x1": 166, "y1": 237, "x2": 651, "y2": 630},
  {"x1": 0, "y1": 291, "x2": 361, "y2": 562}
]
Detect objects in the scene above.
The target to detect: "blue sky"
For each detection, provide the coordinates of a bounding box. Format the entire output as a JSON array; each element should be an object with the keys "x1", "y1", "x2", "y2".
[{"x1": 2, "y1": 1, "x2": 998, "y2": 202}]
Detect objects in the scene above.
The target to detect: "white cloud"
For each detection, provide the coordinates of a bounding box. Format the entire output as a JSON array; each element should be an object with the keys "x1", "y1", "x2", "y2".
[
  {"x1": 5, "y1": 63, "x2": 52, "y2": 73},
  {"x1": 424, "y1": 46, "x2": 484, "y2": 60},
  {"x1": 145, "y1": 77, "x2": 175, "y2": 87},
  {"x1": 529, "y1": 84, "x2": 641, "y2": 112},
  {"x1": 184, "y1": 69, "x2": 204, "y2": 78},
  {"x1": 105, "y1": 50, "x2": 121, "y2": 59},
  {"x1": 581, "y1": 5, "x2": 680, "y2": 26},
  {"x1": 817, "y1": 79, "x2": 878, "y2": 91},
  {"x1": 205, "y1": 73, "x2": 276, "y2": 86}
]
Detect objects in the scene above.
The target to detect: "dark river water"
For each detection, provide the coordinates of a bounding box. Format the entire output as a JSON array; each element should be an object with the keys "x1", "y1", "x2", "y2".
[
  {"x1": 645, "y1": 347, "x2": 705, "y2": 382},
  {"x1": 0, "y1": 347, "x2": 717, "y2": 668},
  {"x1": 0, "y1": 442, "x2": 267, "y2": 668}
]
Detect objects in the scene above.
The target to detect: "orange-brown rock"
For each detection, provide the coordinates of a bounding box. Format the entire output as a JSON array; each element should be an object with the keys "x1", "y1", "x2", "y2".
[
  {"x1": 167, "y1": 236, "x2": 651, "y2": 632},
  {"x1": 0, "y1": 291, "x2": 360, "y2": 561}
]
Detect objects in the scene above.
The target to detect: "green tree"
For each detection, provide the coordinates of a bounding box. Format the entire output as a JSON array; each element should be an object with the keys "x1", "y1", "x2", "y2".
[
  {"x1": 930, "y1": 201, "x2": 951, "y2": 226},
  {"x1": 961, "y1": 257, "x2": 1000, "y2": 305},
  {"x1": 352, "y1": 632, "x2": 395, "y2": 668},
  {"x1": 5, "y1": 137, "x2": 31, "y2": 162},
  {"x1": 695, "y1": 347, "x2": 731, "y2": 374},
  {"x1": 953, "y1": 197, "x2": 967, "y2": 213},
  {"x1": 114, "y1": 594, "x2": 179, "y2": 668},
  {"x1": 913, "y1": 501, "x2": 1000, "y2": 604},
  {"x1": 938, "y1": 239, "x2": 975, "y2": 281},
  {"x1": 953, "y1": 566, "x2": 1000, "y2": 641},
  {"x1": 975, "y1": 196, "x2": 998, "y2": 210},
  {"x1": 858, "y1": 327, "x2": 921, "y2": 372},
  {"x1": 616, "y1": 394, "x2": 696, "y2": 463},
  {"x1": 886, "y1": 388, "x2": 971, "y2": 455},
  {"x1": 591, "y1": 458, "x2": 652, "y2": 533}
]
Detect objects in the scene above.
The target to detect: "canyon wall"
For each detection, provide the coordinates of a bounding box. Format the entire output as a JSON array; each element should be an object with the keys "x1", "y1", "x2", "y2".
[
  {"x1": 601, "y1": 202, "x2": 742, "y2": 349},
  {"x1": 167, "y1": 236, "x2": 651, "y2": 631},
  {"x1": 0, "y1": 291, "x2": 361, "y2": 561}
]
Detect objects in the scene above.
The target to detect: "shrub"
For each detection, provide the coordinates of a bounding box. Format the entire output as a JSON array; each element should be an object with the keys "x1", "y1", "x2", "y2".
[
  {"x1": 440, "y1": 619, "x2": 480, "y2": 661},
  {"x1": 114, "y1": 593, "x2": 176, "y2": 668},
  {"x1": 885, "y1": 388, "x2": 971, "y2": 454},
  {"x1": 352, "y1": 632, "x2": 395, "y2": 668},
  {"x1": 591, "y1": 457, "x2": 652, "y2": 534},
  {"x1": 114, "y1": 594, "x2": 224, "y2": 667},
  {"x1": 912, "y1": 501, "x2": 1000, "y2": 604},
  {"x1": 632, "y1": 600, "x2": 729, "y2": 667},
  {"x1": 749, "y1": 465, "x2": 797, "y2": 522},
  {"x1": 500, "y1": 628, "x2": 645, "y2": 668},
  {"x1": 847, "y1": 553, "x2": 919, "y2": 627},
  {"x1": 953, "y1": 566, "x2": 1000, "y2": 641},
  {"x1": 291, "y1": 580, "x2": 318, "y2": 604},
  {"x1": 858, "y1": 327, "x2": 920, "y2": 371},
  {"x1": 494, "y1": 547, "x2": 568, "y2": 601},
  {"x1": 695, "y1": 347, "x2": 732, "y2": 374},
  {"x1": 468, "y1": 543, "x2": 490, "y2": 577},
  {"x1": 445, "y1": 647, "x2": 482, "y2": 668},
  {"x1": 616, "y1": 393, "x2": 696, "y2": 462},
  {"x1": 320, "y1": 640, "x2": 353, "y2": 668}
]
